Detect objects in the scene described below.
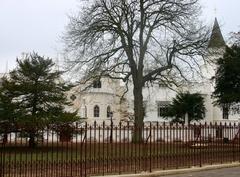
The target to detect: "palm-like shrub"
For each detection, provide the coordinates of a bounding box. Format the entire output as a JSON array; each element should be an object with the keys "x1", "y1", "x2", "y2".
[{"x1": 164, "y1": 92, "x2": 206, "y2": 124}]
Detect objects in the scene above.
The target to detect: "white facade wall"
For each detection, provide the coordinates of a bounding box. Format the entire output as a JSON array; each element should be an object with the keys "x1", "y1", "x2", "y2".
[
  {"x1": 68, "y1": 24, "x2": 240, "y2": 125},
  {"x1": 69, "y1": 48, "x2": 240, "y2": 124},
  {"x1": 69, "y1": 78, "x2": 123, "y2": 124}
]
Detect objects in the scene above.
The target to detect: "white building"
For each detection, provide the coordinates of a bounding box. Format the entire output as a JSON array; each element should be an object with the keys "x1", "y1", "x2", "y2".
[{"x1": 69, "y1": 18, "x2": 240, "y2": 124}]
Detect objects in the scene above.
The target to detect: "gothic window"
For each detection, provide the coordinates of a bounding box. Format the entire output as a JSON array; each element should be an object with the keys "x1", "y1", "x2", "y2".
[
  {"x1": 94, "y1": 105, "x2": 100, "y2": 117},
  {"x1": 107, "y1": 106, "x2": 111, "y2": 118},
  {"x1": 85, "y1": 106, "x2": 87, "y2": 118},
  {"x1": 93, "y1": 80, "x2": 101, "y2": 88}
]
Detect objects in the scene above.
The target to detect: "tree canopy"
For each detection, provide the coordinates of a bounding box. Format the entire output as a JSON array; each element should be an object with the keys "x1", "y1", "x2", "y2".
[
  {"x1": 212, "y1": 45, "x2": 240, "y2": 119},
  {"x1": 0, "y1": 84, "x2": 18, "y2": 133},
  {"x1": 229, "y1": 32, "x2": 240, "y2": 46},
  {"x1": 64, "y1": 0, "x2": 209, "y2": 142},
  {"x1": 164, "y1": 92, "x2": 206, "y2": 123},
  {"x1": 0, "y1": 53, "x2": 79, "y2": 146}
]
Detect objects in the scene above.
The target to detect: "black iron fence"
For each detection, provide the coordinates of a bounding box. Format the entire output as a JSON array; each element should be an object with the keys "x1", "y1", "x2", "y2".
[{"x1": 1, "y1": 121, "x2": 240, "y2": 177}]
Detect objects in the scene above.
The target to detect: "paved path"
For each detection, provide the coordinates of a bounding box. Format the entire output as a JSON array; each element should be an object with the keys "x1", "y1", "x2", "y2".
[{"x1": 164, "y1": 167, "x2": 240, "y2": 177}]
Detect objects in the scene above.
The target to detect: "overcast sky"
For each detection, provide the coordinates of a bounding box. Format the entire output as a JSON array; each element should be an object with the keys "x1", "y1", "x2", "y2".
[{"x1": 0, "y1": 0, "x2": 239, "y2": 73}]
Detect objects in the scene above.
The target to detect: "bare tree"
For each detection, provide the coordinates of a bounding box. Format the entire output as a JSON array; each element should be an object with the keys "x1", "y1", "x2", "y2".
[
  {"x1": 229, "y1": 31, "x2": 240, "y2": 46},
  {"x1": 64, "y1": 0, "x2": 209, "y2": 142}
]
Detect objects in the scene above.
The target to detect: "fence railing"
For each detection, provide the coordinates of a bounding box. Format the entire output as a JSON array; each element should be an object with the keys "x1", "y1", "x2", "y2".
[{"x1": 1, "y1": 121, "x2": 240, "y2": 177}]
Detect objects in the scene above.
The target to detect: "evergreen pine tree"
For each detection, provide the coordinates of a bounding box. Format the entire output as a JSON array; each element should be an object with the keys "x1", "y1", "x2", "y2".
[
  {"x1": 213, "y1": 45, "x2": 240, "y2": 119},
  {"x1": 0, "y1": 79, "x2": 19, "y2": 143},
  {"x1": 2, "y1": 53, "x2": 79, "y2": 147}
]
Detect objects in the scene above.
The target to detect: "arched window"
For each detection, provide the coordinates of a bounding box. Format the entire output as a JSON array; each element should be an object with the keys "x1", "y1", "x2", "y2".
[
  {"x1": 85, "y1": 106, "x2": 87, "y2": 118},
  {"x1": 81, "y1": 106, "x2": 86, "y2": 118},
  {"x1": 93, "y1": 80, "x2": 101, "y2": 88},
  {"x1": 94, "y1": 105, "x2": 100, "y2": 117},
  {"x1": 107, "y1": 106, "x2": 111, "y2": 118}
]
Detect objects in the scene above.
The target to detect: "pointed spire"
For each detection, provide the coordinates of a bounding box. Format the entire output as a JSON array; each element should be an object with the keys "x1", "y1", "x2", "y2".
[{"x1": 208, "y1": 18, "x2": 226, "y2": 49}]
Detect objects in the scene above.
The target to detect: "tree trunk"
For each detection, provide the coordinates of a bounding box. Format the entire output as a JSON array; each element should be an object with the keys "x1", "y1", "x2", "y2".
[
  {"x1": 132, "y1": 84, "x2": 144, "y2": 143},
  {"x1": 3, "y1": 133, "x2": 7, "y2": 144},
  {"x1": 59, "y1": 125, "x2": 73, "y2": 142},
  {"x1": 59, "y1": 131, "x2": 72, "y2": 142},
  {"x1": 29, "y1": 132, "x2": 36, "y2": 148},
  {"x1": 222, "y1": 104, "x2": 229, "y2": 120}
]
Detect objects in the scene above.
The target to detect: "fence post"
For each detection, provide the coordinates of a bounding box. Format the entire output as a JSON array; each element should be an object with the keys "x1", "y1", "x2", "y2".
[
  {"x1": 84, "y1": 122, "x2": 87, "y2": 177},
  {"x1": 221, "y1": 122, "x2": 224, "y2": 164},
  {"x1": 239, "y1": 123, "x2": 240, "y2": 163},
  {"x1": 163, "y1": 122, "x2": 166, "y2": 170},
  {"x1": 0, "y1": 141, "x2": 3, "y2": 177},
  {"x1": 233, "y1": 123, "x2": 236, "y2": 162},
  {"x1": 199, "y1": 123, "x2": 202, "y2": 167},
  {"x1": 119, "y1": 121, "x2": 122, "y2": 175},
  {"x1": 149, "y1": 122, "x2": 152, "y2": 172}
]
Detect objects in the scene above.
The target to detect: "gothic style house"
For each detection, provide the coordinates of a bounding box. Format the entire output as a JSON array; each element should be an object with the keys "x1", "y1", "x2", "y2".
[{"x1": 69, "y1": 18, "x2": 239, "y2": 124}]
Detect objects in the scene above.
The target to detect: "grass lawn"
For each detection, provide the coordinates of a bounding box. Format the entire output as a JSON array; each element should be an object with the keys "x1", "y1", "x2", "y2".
[{"x1": 1, "y1": 142, "x2": 239, "y2": 162}]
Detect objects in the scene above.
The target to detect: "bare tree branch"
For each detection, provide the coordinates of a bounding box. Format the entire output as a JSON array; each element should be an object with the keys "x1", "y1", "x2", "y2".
[{"x1": 63, "y1": 0, "x2": 210, "y2": 136}]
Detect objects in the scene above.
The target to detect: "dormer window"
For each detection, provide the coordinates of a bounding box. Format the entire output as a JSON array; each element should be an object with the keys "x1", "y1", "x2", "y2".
[{"x1": 93, "y1": 80, "x2": 101, "y2": 88}]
